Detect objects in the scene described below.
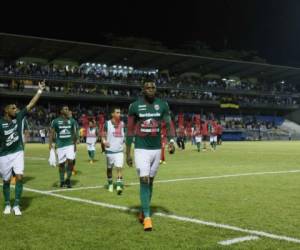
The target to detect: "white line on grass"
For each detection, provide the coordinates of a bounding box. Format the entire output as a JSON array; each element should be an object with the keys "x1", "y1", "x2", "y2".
[
  {"x1": 45, "y1": 169, "x2": 300, "y2": 193},
  {"x1": 25, "y1": 157, "x2": 47, "y2": 161},
  {"x1": 48, "y1": 185, "x2": 105, "y2": 193},
  {"x1": 21, "y1": 186, "x2": 300, "y2": 244},
  {"x1": 218, "y1": 235, "x2": 259, "y2": 245}
]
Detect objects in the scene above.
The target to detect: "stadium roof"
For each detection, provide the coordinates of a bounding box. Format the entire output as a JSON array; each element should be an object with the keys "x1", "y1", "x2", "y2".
[{"x1": 1, "y1": 32, "x2": 300, "y2": 82}]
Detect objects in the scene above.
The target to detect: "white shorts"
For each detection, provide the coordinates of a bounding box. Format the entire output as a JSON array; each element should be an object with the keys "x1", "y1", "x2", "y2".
[
  {"x1": 195, "y1": 136, "x2": 202, "y2": 143},
  {"x1": 106, "y1": 152, "x2": 124, "y2": 169},
  {"x1": 210, "y1": 136, "x2": 217, "y2": 143},
  {"x1": 87, "y1": 143, "x2": 96, "y2": 151},
  {"x1": 134, "y1": 149, "x2": 161, "y2": 177},
  {"x1": 0, "y1": 151, "x2": 24, "y2": 181},
  {"x1": 57, "y1": 145, "x2": 75, "y2": 164}
]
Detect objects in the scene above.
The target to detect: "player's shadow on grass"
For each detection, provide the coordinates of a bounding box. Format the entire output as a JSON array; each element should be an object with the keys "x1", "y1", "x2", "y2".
[
  {"x1": 22, "y1": 176, "x2": 35, "y2": 184},
  {"x1": 51, "y1": 179, "x2": 80, "y2": 188},
  {"x1": 19, "y1": 196, "x2": 35, "y2": 211},
  {"x1": 128, "y1": 205, "x2": 172, "y2": 217}
]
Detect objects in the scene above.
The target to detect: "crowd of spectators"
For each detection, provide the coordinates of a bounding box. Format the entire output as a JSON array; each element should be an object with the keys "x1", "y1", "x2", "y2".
[{"x1": 0, "y1": 60, "x2": 299, "y2": 94}]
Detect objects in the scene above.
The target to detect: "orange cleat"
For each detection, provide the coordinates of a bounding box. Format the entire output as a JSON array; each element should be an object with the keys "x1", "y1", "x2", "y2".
[{"x1": 143, "y1": 217, "x2": 152, "y2": 231}]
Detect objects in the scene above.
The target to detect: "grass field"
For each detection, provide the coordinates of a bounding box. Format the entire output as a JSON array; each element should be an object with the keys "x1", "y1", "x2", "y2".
[{"x1": 1, "y1": 141, "x2": 300, "y2": 249}]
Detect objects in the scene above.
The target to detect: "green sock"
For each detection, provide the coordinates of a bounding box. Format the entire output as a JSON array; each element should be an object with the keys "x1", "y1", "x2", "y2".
[
  {"x1": 140, "y1": 181, "x2": 150, "y2": 218},
  {"x1": 116, "y1": 177, "x2": 123, "y2": 188},
  {"x1": 14, "y1": 180, "x2": 23, "y2": 207},
  {"x1": 3, "y1": 182, "x2": 10, "y2": 206},
  {"x1": 108, "y1": 178, "x2": 113, "y2": 185},
  {"x1": 91, "y1": 151, "x2": 95, "y2": 160},
  {"x1": 88, "y1": 151, "x2": 92, "y2": 159},
  {"x1": 197, "y1": 142, "x2": 201, "y2": 151},
  {"x1": 66, "y1": 166, "x2": 72, "y2": 180},
  {"x1": 149, "y1": 182, "x2": 153, "y2": 203},
  {"x1": 59, "y1": 167, "x2": 65, "y2": 183}
]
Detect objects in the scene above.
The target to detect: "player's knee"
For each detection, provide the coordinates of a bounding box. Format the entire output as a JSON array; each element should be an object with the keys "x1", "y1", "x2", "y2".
[
  {"x1": 140, "y1": 176, "x2": 149, "y2": 184},
  {"x1": 15, "y1": 175, "x2": 23, "y2": 181}
]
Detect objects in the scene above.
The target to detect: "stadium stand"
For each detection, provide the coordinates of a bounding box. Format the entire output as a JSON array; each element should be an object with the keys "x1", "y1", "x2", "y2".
[{"x1": 1, "y1": 33, "x2": 300, "y2": 141}]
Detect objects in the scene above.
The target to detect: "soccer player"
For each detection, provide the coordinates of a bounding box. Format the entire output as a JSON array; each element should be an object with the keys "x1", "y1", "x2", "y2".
[
  {"x1": 208, "y1": 119, "x2": 218, "y2": 150},
  {"x1": 86, "y1": 120, "x2": 98, "y2": 164},
  {"x1": 126, "y1": 81, "x2": 174, "y2": 231},
  {"x1": 0, "y1": 80, "x2": 45, "y2": 215},
  {"x1": 68, "y1": 110, "x2": 79, "y2": 175},
  {"x1": 39, "y1": 128, "x2": 46, "y2": 144},
  {"x1": 49, "y1": 106, "x2": 78, "y2": 188},
  {"x1": 194, "y1": 125, "x2": 202, "y2": 152},
  {"x1": 216, "y1": 121, "x2": 223, "y2": 145},
  {"x1": 102, "y1": 107, "x2": 125, "y2": 194},
  {"x1": 201, "y1": 120, "x2": 208, "y2": 151}
]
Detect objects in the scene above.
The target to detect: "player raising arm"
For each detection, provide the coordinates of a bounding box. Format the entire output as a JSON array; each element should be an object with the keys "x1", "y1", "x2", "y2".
[{"x1": 0, "y1": 80, "x2": 45, "y2": 216}]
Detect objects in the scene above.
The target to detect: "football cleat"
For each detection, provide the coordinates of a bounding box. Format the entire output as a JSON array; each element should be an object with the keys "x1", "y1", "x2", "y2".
[
  {"x1": 108, "y1": 184, "x2": 113, "y2": 192},
  {"x1": 143, "y1": 217, "x2": 153, "y2": 231},
  {"x1": 12, "y1": 206, "x2": 22, "y2": 216},
  {"x1": 3, "y1": 205, "x2": 11, "y2": 215}
]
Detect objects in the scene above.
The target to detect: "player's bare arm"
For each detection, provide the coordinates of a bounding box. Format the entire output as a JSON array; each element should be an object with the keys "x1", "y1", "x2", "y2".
[{"x1": 26, "y1": 80, "x2": 46, "y2": 111}]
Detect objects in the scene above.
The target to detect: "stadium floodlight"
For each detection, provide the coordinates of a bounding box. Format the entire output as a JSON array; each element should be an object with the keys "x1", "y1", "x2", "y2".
[
  {"x1": 92, "y1": 63, "x2": 95, "y2": 66},
  {"x1": 124, "y1": 66, "x2": 127, "y2": 69},
  {"x1": 103, "y1": 64, "x2": 107, "y2": 68},
  {"x1": 129, "y1": 67, "x2": 133, "y2": 70},
  {"x1": 281, "y1": 80, "x2": 285, "y2": 84},
  {"x1": 118, "y1": 66, "x2": 122, "y2": 69},
  {"x1": 86, "y1": 63, "x2": 90, "y2": 66},
  {"x1": 97, "y1": 64, "x2": 101, "y2": 67},
  {"x1": 113, "y1": 65, "x2": 117, "y2": 68}
]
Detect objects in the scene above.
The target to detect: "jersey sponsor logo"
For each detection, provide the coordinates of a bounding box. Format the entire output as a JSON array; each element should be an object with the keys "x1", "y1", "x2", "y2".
[
  {"x1": 58, "y1": 125, "x2": 71, "y2": 129},
  {"x1": 4, "y1": 125, "x2": 18, "y2": 135},
  {"x1": 59, "y1": 128, "x2": 71, "y2": 137},
  {"x1": 140, "y1": 118, "x2": 159, "y2": 133},
  {"x1": 154, "y1": 104, "x2": 160, "y2": 110},
  {"x1": 6, "y1": 132, "x2": 19, "y2": 146},
  {"x1": 138, "y1": 112, "x2": 161, "y2": 118}
]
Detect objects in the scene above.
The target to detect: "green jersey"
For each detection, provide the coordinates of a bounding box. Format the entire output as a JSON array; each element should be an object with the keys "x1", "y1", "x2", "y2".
[
  {"x1": 126, "y1": 97, "x2": 171, "y2": 150},
  {"x1": 0, "y1": 108, "x2": 28, "y2": 156},
  {"x1": 70, "y1": 117, "x2": 79, "y2": 138},
  {"x1": 51, "y1": 117, "x2": 77, "y2": 148}
]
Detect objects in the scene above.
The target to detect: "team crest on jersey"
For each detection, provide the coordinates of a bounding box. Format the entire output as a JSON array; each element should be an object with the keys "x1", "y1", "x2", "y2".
[{"x1": 154, "y1": 104, "x2": 160, "y2": 110}]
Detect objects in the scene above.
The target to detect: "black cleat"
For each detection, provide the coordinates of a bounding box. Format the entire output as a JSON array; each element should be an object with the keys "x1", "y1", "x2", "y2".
[
  {"x1": 60, "y1": 181, "x2": 65, "y2": 188},
  {"x1": 65, "y1": 179, "x2": 72, "y2": 188}
]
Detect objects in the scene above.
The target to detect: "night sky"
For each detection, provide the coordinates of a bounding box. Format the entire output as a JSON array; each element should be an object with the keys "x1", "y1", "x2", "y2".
[{"x1": 3, "y1": 0, "x2": 300, "y2": 66}]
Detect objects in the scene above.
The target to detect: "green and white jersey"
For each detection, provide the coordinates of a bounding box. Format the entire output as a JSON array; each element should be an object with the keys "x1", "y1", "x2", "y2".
[
  {"x1": 0, "y1": 108, "x2": 28, "y2": 156},
  {"x1": 51, "y1": 117, "x2": 77, "y2": 148},
  {"x1": 126, "y1": 97, "x2": 170, "y2": 150},
  {"x1": 104, "y1": 120, "x2": 125, "y2": 154}
]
